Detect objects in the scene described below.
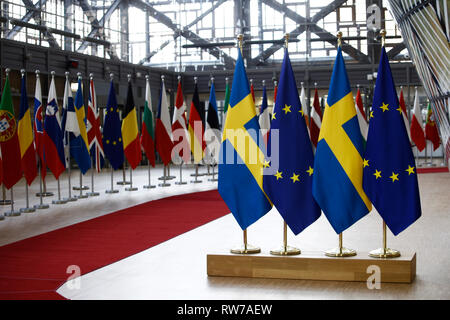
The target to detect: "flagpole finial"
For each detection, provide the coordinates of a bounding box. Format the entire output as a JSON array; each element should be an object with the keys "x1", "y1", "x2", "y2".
[
  {"x1": 5, "y1": 68, "x2": 10, "y2": 76},
  {"x1": 177, "y1": 75, "x2": 181, "y2": 82},
  {"x1": 274, "y1": 80, "x2": 277, "y2": 86},
  {"x1": 262, "y1": 79, "x2": 266, "y2": 86},
  {"x1": 145, "y1": 75, "x2": 149, "y2": 81},
  {"x1": 109, "y1": 73, "x2": 114, "y2": 81},
  {"x1": 357, "y1": 84, "x2": 360, "y2": 89},
  {"x1": 237, "y1": 34, "x2": 244, "y2": 54},
  {"x1": 77, "y1": 72, "x2": 81, "y2": 80},
  {"x1": 380, "y1": 29, "x2": 386, "y2": 47},
  {"x1": 284, "y1": 33, "x2": 290, "y2": 49},
  {"x1": 89, "y1": 73, "x2": 94, "y2": 80},
  {"x1": 194, "y1": 76, "x2": 198, "y2": 84},
  {"x1": 20, "y1": 69, "x2": 25, "y2": 78},
  {"x1": 250, "y1": 78, "x2": 253, "y2": 84},
  {"x1": 65, "y1": 71, "x2": 69, "y2": 78},
  {"x1": 161, "y1": 74, "x2": 165, "y2": 83},
  {"x1": 211, "y1": 76, "x2": 214, "y2": 83},
  {"x1": 301, "y1": 81, "x2": 304, "y2": 87},
  {"x1": 127, "y1": 74, "x2": 131, "y2": 82},
  {"x1": 51, "y1": 71, "x2": 56, "y2": 78},
  {"x1": 337, "y1": 31, "x2": 343, "y2": 47},
  {"x1": 314, "y1": 82, "x2": 317, "y2": 87},
  {"x1": 225, "y1": 77, "x2": 229, "y2": 84}
]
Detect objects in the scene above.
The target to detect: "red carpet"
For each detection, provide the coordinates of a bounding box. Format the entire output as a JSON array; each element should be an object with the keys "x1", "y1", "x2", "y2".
[
  {"x1": 417, "y1": 166, "x2": 448, "y2": 174},
  {"x1": 0, "y1": 190, "x2": 229, "y2": 300}
]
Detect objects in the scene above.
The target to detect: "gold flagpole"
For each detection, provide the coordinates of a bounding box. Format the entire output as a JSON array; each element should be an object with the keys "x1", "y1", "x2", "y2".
[
  {"x1": 270, "y1": 33, "x2": 300, "y2": 256},
  {"x1": 367, "y1": 30, "x2": 400, "y2": 259},
  {"x1": 324, "y1": 32, "x2": 357, "y2": 258},
  {"x1": 230, "y1": 34, "x2": 260, "y2": 255}
]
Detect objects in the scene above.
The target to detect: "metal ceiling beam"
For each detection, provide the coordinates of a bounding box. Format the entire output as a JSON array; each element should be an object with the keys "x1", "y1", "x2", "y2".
[
  {"x1": 256, "y1": 0, "x2": 369, "y2": 64},
  {"x1": 138, "y1": 0, "x2": 228, "y2": 64},
  {"x1": 77, "y1": 0, "x2": 122, "y2": 59},
  {"x1": 132, "y1": 0, "x2": 235, "y2": 68},
  {"x1": 5, "y1": 0, "x2": 60, "y2": 49},
  {"x1": 387, "y1": 42, "x2": 406, "y2": 59}
]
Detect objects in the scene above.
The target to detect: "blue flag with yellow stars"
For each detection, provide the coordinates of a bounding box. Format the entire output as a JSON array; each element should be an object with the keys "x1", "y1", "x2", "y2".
[
  {"x1": 263, "y1": 49, "x2": 321, "y2": 235},
  {"x1": 312, "y1": 46, "x2": 372, "y2": 234},
  {"x1": 218, "y1": 48, "x2": 272, "y2": 230},
  {"x1": 363, "y1": 47, "x2": 421, "y2": 236},
  {"x1": 102, "y1": 80, "x2": 124, "y2": 170}
]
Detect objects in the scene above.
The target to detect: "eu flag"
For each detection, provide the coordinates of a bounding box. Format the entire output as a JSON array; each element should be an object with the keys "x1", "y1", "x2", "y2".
[
  {"x1": 102, "y1": 80, "x2": 124, "y2": 170},
  {"x1": 263, "y1": 49, "x2": 321, "y2": 235},
  {"x1": 312, "y1": 46, "x2": 372, "y2": 234},
  {"x1": 218, "y1": 48, "x2": 272, "y2": 230},
  {"x1": 363, "y1": 48, "x2": 421, "y2": 235}
]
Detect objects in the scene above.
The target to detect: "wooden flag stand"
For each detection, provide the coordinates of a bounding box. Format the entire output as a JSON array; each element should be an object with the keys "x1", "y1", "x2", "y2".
[{"x1": 207, "y1": 250, "x2": 416, "y2": 284}]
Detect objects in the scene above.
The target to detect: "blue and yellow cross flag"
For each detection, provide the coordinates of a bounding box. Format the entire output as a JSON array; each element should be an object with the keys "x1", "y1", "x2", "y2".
[
  {"x1": 312, "y1": 46, "x2": 372, "y2": 234},
  {"x1": 102, "y1": 80, "x2": 124, "y2": 170},
  {"x1": 263, "y1": 49, "x2": 320, "y2": 235},
  {"x1": 218, "y1": 48, "x2": 272, "y2": 230},
  {"x1": 363, "y1": 48, "x2": 421, "y2": 235}
]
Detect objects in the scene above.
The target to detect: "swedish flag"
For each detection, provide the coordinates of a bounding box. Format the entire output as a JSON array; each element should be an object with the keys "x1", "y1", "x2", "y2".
[
  {"x1": 218, "y1": 48, "x2": 272, "y2": 230},
  {"x1": 363, "y1": 48, "x2": 421, "y2": 235},
  {"x1": 312, "y1": 47, "x2": 372, "y2": 234}
]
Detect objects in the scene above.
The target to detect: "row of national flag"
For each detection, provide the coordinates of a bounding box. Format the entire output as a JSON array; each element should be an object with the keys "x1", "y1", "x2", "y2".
[
  {"x1": 0, "y1": 71, "x2": 236, "y2": 190},
  {"x1": 218, "y1": 41, "x2": 442, "y2": 240}
]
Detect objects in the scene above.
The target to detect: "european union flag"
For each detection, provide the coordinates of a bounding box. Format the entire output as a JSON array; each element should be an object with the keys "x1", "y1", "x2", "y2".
[
  {"x1": 218, "y1": 48, "x2": 272, "y2": 230},
  {"x1": 263, "y1": 49, "x2": 321, "y2": 235},
  {"x1": 363, "y1": 48, "x2": 421, "y2": 235},
  {"x1": 312, "y1": 46, "x2": 372, "y2": 234},
  {"x1": 102, "y1": 80, "x2": 124, "y2": 170}
]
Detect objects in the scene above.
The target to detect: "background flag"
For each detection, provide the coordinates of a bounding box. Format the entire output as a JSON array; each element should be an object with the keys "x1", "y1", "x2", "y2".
[
  {"x1": 263, "y1": 49, "x2": 320, "y2": 235},
  {"x1": 34, "y1": 74, "x2": 46, "y2": 179},
  {"x1": 410, "y1": 88, "x2": 426, "y2": 151},
  {"x1": 273, "y1": 82, "x2": 278, "y2": 104},
  {"x1": 141, "y1": 76, "x2": 156, "y2": 167},
  {"x1": 363, "y1": 47, "x2": 421, "y2": 236},
  {"x1": 218, "y1": 48, "x2": 272, "y2": 230},
  {"x1": 300, "y1": 84, "x2": 309, "y2": 132},
  {"x1": 0, "y1": 75, "x2": 22, "y2": 189},
  {"x1": 310, "y1": 87, "x2": 323, "y2": 148},
  {"x1": 171, "y1": 79, "x2": 190, "y2": 164},
  {"x1": 43, "y1": 75, "x2": 65, "y2": 179},
  {"x1": 0, "y1": 150, "x2": 2, "y2": 186},
  {"x1": 205, "y1": 80, "x2": 221, "y2": 164},
  {"x1": 87, "y1": 78, "x2": 104, "y2": 172},
  {"x1": 258, "y1": 83, "x2": 271, "y2": 146},
  {"x1": 223, "y1": 79, "x2": 231, "y2": 115},
  {"x1": 250, "y1": 81, "x2": 255, "y2": 103},
  {"x1": 102, "y1": 80, "x2": 124, "y2": 170},
  {"x1": 188, "y1": 83, "x2": 206, "y2": 163},
  {"x1": 355, "y1": 88, "x2": 368, "y2": 142},
  {"x1": 18, "y1": 74, "x2": 38, "y2": 185},
  {"x1": 155, "y1": 79, "x2": 173, "y2": 166},
  {"x1": 66, "y1": 79, "x2": 91, "y2": 174},
  {"x1": 399, "y1": 88, "x2": 411, "y2": 142},
  {"x1": 425, "y1": 102, "x2": 441, "y2": 151},
  {"x1": 61, "y1": 76, "x2": 72, "y2": 167},
  {"x1": 312, "y1": 46, "x2": 372, "y2": 234},
  {"x1": 122, "y1": 81, "x2": 142, "y2": 169}
]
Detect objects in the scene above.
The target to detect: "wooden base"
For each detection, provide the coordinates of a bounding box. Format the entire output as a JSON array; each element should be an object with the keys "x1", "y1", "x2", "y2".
[{"x1": 207, "y1": 251, "x2": 416, "y2": 283}]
